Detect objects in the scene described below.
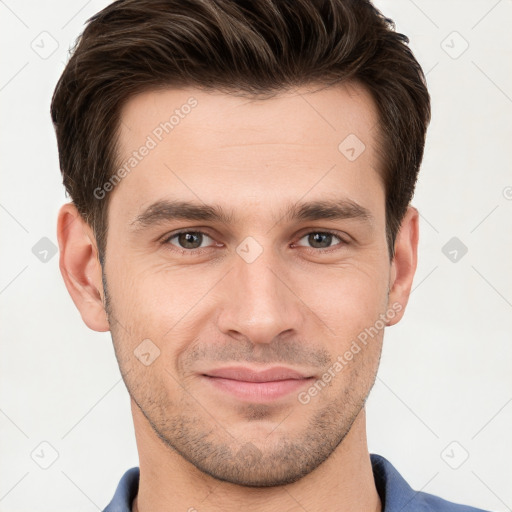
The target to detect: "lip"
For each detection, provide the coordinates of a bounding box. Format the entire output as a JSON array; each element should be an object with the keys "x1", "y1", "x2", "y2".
[
  {"x1": 204, "y1": 366, "x2": 310, "y2": 382},
  {"x1": 201, "y1": 366, "x2": 314, "y2": 402}
]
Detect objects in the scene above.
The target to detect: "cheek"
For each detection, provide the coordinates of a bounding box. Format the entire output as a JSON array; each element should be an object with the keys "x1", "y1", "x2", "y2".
[
  {"x1": 105, "y1": 261, "x2": 215, "y2": 359},
  {"x1": 104, "y1": 262, "x2": 168, "y2": 342},
  {"x1": 299, "y1": 261, "x2": 390, "y2": 334}
]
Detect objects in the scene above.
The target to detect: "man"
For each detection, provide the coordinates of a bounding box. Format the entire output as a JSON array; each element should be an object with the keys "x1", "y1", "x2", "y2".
[{"x1": 51, "y1": 0, "x2": 488, "y2": 510}]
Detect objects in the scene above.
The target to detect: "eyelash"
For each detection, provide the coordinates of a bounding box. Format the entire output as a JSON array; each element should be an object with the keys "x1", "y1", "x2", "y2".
[{"x1": 160, "y1": 229, "x2": 349, "y2": 256}]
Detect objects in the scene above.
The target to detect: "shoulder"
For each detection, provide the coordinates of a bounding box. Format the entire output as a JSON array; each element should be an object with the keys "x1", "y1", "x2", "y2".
[{"x1": 370, "y1": 454, "x2": 491, "y2": 512}]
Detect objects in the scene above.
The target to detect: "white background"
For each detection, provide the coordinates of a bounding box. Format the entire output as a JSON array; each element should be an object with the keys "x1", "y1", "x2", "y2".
[{"x1": 1, "y1": 0, "x2": 511, "y2": 510}]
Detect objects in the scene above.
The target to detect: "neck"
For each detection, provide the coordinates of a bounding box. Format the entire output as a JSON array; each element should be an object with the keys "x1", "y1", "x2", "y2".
[{"x1": 131, "y1": 404, "x2": 381, "y2": 512}]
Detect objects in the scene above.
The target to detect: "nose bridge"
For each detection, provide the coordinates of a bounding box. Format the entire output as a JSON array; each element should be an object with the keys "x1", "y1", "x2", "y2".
[{"x1": 216, "y1": 240, "x2": 301, "y2": 344}]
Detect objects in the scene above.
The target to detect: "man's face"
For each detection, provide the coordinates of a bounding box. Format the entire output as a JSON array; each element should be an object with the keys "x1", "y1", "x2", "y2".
[{"x1": 103, "y1": 83, "x2": 393, "y2": 486}]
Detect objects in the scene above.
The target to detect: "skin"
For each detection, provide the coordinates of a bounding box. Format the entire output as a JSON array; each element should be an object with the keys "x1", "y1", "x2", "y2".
[{"x1": 57, "y1": 82, "x2": 419, "y2": 512}]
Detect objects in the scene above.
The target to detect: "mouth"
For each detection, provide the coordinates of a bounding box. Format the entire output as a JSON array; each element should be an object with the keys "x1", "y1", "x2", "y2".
[{"x1": 201, "y1": 366, "x2": 315, "y2": 402}]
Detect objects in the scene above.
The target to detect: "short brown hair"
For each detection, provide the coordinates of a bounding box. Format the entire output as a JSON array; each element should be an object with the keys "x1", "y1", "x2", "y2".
[{"x1": 51, "y1": 0, "x2": 430, "y2": 261}]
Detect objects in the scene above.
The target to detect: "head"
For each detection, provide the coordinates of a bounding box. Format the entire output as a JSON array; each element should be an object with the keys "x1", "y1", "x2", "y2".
[{"x1": 53, "y1": 0, "x2": 429, "y2": 487}]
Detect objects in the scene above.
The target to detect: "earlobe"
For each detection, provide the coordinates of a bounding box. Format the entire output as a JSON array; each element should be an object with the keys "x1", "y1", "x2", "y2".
[
  {"x1": 57, "y1": 203, "x2": 110, "y2": 332},
  {"x1": 386, "y1": 205, "x2": 419, "y2": 327}
]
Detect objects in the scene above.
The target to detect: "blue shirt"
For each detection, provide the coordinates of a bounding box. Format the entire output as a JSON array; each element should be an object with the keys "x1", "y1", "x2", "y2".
[{"x1": 103, "y1": 453, "x2": 489, "y2": 511}]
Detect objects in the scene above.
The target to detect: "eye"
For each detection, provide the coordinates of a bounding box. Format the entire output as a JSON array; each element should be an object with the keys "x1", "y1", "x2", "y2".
[
  {"x1": 164, "y1": 231, "x2": 215, "y2": 250},
  {"x1": 160, "y1": 229, "x2": 347, "y2": 255},
  {"x1": 295, "y1": 231, "x2": 346, "y2": 250}
]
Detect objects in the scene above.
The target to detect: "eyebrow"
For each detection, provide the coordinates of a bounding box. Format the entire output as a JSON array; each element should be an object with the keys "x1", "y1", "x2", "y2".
[{"x1": 130, "y1": 198, "x2": 374, "y2": 230}]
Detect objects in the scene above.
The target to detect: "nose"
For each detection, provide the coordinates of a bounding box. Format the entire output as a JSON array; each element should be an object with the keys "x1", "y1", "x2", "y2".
[{"x1": 216, "y1": 244, "x2": 304, "y2": 345}]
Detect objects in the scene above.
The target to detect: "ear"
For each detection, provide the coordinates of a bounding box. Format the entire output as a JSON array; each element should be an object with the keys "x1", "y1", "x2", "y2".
[
  {"x1": 57, "y1": 203, "x2": 110, "y2": 332},
  {"x1": 386, "y1": 205, "x2": 419, "y2": 327}
]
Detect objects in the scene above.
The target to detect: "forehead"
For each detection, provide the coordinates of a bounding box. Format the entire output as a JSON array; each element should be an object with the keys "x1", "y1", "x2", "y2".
[
  {"x1": 111, "y1": 83, "x2": 383, "y2": 224},
  {"x1": 119, "y1": 82, "x2": 379, "y2": 149}
]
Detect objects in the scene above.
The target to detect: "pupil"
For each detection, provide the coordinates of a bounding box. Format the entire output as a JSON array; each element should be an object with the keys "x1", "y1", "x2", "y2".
[
  {"x1": 309, "y1": 233, "x2": 331, "y2": 248},
  {"x1": 179, "y1": 232, "x2": 201, "y2": 249}
]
